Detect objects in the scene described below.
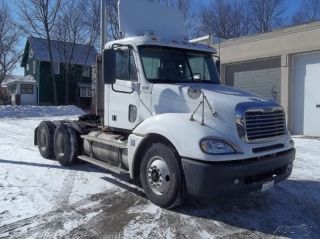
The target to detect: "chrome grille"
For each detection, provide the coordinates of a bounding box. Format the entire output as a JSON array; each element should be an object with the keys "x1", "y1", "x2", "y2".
[{"x1": 245, "y1": 108, "x2": 286, "y2": 142}]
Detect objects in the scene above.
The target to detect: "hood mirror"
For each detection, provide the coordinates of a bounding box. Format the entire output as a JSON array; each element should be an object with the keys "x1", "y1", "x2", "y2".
[
  {"x1": 188, "y1": 86, "x2": 217, "y2": 125},
  {"x1": 187, "y1": 86, "x2": 202, "y2": 100}
]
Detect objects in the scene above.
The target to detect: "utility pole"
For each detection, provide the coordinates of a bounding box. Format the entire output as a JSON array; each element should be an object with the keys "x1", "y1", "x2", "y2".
[
  {"x1": 96, "y1": 0, "x2": 107, "y2": 117},
  {"x1": 101, "y1": 0, "x2": 107, "y2": 53}
]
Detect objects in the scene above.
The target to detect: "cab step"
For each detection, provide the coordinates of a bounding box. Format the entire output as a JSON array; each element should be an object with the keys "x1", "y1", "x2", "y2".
[{"x1": 78, "y1": 155, "x2": 128, "y2": 175}]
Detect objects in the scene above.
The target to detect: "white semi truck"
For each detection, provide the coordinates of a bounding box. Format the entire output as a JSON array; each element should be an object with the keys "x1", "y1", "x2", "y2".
[{"x1": 34, "y1": 0, "x2": 295, "y2": 208}]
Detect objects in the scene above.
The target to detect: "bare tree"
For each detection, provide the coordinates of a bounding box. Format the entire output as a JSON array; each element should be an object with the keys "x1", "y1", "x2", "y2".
[
  {"x1": 17, "y1": 0, "x2": 62, "y2": 105},
  {"x1": 53, "y1": 0, "x2": 85, "y2": 104},
  {"x1": 84, "y1": 0, "x2": 101, "y2": 51},
  {"x1": 200, "y1": 0, "x2": 251, "y2": 39},
  {"x1": 0, "y1": 2, "x2": 21, "y2": 85},
  {"x1": 249, "y1": 0, "x2": 286, "y2": 32},
  {"x1": 230, "y1": 1, "x2": 252, "y2": 37},
  {"x1": 292, "y1": 0, "x2": 320, "y2": 25},
  {"x1": 106, "y1": 0, "x2": 125, "y2": 40},
  {"x1": 53, "y1": 0, "x2": 100, "y2": 104}
]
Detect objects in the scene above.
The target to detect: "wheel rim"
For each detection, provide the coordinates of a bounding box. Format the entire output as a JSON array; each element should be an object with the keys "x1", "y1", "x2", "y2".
[
  {"x1": 39, "y1": 129, "x2": 47, "y2": 151},
  {"x1": 56, "y1": 132, "x2": 65, "y2": 157},
  {"x1": 146, "y1": 156, "x2": 171, "y2": 195}
]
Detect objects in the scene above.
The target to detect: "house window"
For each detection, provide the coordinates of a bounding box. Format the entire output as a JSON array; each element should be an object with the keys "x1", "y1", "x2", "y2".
[
  {"x1": 80, "y1": 87, "x2": 92, "y2": 98},
  {"x1": 8, "y1": 84, "x2": 17, "y2": 94},
  {"x1": 29, "y1": 49, "x2": 33, "y2": 58},
  {"x1": 52, "y1": 62, "x2": 60, "y2": 75},
  {"x1": 83, "y1": 65, "x2": 90, "y2": 77},
  {"x1": 33, "y1": 61, "x2": 36, "y2": 74},
  {"x1": 20, "y1": 84, "x2": 34, "y2": 94}
]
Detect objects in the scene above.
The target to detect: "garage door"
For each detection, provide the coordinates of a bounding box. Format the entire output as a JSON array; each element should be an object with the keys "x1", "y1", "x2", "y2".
[
  {"x1": 225, "y1": 58, "x2": 281, "y2": 103},
  {"x1": 292, "y1": 52, "x2": 320, "y2": 136}
]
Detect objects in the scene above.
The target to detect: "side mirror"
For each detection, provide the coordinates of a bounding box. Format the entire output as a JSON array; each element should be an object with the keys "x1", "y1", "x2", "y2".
[{"x1": 103, "y1": 49, "x2": 116, "y2": 84}]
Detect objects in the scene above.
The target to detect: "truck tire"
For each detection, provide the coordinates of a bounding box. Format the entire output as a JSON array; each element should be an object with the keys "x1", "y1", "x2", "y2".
[
  {"x1": 37, "y1": 121, "x2": 56, "y2": 159},
  {"x1": 140, "y1": 142, "x2": 186, "y2": 209},
  {"x1": 54, "y1": 124, "x2": 79, "y2": 166}
]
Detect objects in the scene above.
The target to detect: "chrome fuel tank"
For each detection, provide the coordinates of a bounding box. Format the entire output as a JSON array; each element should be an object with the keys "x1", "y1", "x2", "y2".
[{"x1": 83, "y1": 132, "x2": 128, "y2": 169}]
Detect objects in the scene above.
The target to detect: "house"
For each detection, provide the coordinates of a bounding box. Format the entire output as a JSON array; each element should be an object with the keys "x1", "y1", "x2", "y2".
[
  {"x1": 20, "y1": 36, "x2": 98, "y2": 108},
  {"x1": 1, "y1": 75, "x2": 37, "y2": 105},
  {"x1": 192, "y1": 21, "x2": 320, "y2": 137}
]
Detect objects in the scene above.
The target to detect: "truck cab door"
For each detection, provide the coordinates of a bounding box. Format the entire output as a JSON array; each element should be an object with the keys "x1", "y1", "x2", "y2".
[{"x1": 108, "y1": 47, "x2": 140, "y2": 130}]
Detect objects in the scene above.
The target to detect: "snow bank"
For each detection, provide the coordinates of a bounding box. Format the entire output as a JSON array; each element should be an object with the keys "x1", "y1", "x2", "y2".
[{"x1": 0, "y1": 105, "x2": 85, "y2": 118}]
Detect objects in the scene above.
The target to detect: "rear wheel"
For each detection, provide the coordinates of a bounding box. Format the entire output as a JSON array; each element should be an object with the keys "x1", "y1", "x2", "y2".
[
  {"x1": 54, "y1": 124, "x2": 79, "y2": 166},
  {"x1": 140, "y1": 142, "x2": 186, "y2": 208},
  {"x1": 37, "y1": 121, "x2": 56, "y2": 159}
]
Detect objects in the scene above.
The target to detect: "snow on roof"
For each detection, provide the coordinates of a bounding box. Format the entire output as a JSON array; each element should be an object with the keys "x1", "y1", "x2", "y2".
[
  {"x1": 190, "y1": 35, "x2": 226, "y2": 45},
  {"x1": 1, "y1": 75, "x2": 37, "y2": 87},
  {"x1": 23, "y1": 37, "x2": 98, "y2": 66}
]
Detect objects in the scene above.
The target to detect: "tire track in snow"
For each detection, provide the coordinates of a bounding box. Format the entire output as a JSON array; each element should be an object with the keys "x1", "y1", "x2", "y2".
[
  {"x1": 0, "y1": 170, "x2": 77, "y2": 238},
  {"x1": 37, "y1": 170, "x2": 77, "y2": 238},
  {"x1": 0, "y1": 211, "x2": 58, "y2": 236},
  {"x1": 0, "y1": 189, "x2": 118, "y2": 238}
]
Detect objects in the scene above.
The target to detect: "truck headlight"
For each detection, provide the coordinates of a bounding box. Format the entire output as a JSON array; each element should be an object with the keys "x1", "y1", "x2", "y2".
[{"x1": 200, "y1": 138, "x2": 235, "y2": 155}]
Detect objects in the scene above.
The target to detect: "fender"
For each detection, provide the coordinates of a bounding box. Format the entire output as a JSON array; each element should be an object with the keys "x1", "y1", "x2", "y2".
[{"x1": 127, "y1": 113, "x2": 226, "y2": 178}]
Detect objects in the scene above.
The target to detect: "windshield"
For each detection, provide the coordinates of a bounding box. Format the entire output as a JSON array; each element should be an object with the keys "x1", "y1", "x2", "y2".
[{"x1": 139, "y1": 46, "x2": 220, "y2": 84}]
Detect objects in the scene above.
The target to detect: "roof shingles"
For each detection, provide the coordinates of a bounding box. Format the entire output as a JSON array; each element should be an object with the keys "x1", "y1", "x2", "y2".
[{"x1": 23, "y1": 37, "x2": 98, "y2": 66}]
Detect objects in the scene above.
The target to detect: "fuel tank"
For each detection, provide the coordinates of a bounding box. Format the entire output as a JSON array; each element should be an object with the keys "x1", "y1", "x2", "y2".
[{"x1": 83, "y1": 132, "x2": 128, "y2": 169}]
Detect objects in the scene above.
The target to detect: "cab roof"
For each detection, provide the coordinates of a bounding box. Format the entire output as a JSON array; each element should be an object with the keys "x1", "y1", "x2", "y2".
[{"x1": 105, "y1": 35, "x2": 217, "y2": 54}]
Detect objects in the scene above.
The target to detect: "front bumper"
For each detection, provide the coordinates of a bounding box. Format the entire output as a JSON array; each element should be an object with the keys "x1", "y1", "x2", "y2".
[{"x1": 181, "y1": 148, "x2": 295, "y2": 198}]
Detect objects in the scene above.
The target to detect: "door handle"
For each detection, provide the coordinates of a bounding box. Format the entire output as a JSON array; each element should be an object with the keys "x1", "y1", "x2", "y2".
[{"x1": 316, "y1": 105, "x2": 320, "y2": 108}]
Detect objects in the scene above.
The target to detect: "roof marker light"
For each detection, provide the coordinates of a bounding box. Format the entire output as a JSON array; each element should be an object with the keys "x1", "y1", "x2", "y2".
[{"x1": 144, "y1": 30, "x2": 158, "y2": 41}]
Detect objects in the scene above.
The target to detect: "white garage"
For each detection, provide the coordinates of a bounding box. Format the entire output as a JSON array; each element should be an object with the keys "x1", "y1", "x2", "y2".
[
  {"x1": 225, "y1": 58, "x2": 281, "y2": 103},
  {"x1": 292, "y1": 52, "x2": 320, "y2": 137},
  {"x1": 192, "y1": 21, "x2": 320, "y2": 136}
]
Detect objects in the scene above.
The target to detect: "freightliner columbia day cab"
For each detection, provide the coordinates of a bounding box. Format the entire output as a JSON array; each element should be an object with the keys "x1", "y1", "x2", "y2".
[{"x1": 34, "y1": 0, "x2": 295, "y2": 208}]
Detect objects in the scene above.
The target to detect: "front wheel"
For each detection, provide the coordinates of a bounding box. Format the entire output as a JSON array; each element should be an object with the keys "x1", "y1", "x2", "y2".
[{"x1": 140, "y1": 142, "x2": 186, "y2": 208}]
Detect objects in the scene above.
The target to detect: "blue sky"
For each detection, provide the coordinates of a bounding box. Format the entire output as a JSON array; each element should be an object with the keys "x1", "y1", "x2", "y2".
[
  {"x1": 280, "y1": 0, "x2": 303, "y2": 19},
  {"x1": 199, "y1": 0, "x2": 303, "y2": 20},
  {"x1": 9, "y1": 0, "x2": 303, "y2": 76}
]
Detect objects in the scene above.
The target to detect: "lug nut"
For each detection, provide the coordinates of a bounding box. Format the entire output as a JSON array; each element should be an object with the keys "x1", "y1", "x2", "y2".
[
  {"x1": 234, "y1": 179, "x2": 240, "y2": 186},
  {"x1": 287, "y1": 164, "x2": 292, "y2": 172}
]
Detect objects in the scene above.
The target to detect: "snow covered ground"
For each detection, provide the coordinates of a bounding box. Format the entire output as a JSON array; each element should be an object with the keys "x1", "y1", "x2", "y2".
[
  {"x1": 0, "y1": 106, "x2": 319, "y2": 238},
  {"x1": 0, "y1": 105, "x2": 85, "y2": 118}
]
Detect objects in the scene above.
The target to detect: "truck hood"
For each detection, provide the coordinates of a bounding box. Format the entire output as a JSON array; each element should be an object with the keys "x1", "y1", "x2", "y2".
[
  {"x1": 133, "y1": 83, "x2": 292, "y2": 162},
  {"x1": 150, "y1": 83, "x2": 280, "y2": 148},
  {"x1": 151, "y1": 83, "x2": 271, "y2": 117}
]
